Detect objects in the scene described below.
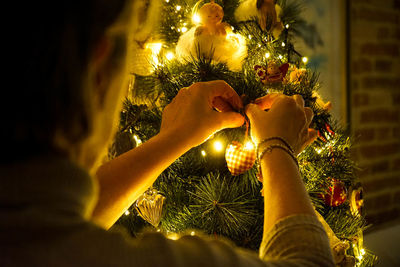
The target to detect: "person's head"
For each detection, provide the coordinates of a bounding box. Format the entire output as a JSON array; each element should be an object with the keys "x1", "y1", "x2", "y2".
[{"x1": 3, "y1": 1, "x2": 157, "y2": 171}]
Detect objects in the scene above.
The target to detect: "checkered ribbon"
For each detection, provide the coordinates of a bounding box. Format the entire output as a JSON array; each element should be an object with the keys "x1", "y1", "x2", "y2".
[{"x1": 225, "y1": 141, "x2": 256, "y2": 176}]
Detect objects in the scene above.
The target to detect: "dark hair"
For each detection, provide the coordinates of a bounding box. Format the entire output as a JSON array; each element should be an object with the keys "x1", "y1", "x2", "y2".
[{"x1": 2, "y1": 1, "x2": 128, "y2": 163}]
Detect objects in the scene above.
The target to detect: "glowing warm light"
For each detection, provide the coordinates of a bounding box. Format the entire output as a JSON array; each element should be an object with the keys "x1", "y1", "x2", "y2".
[
  {"x1": 165, "y1": 0, "x2": 169, "y2": 2},
  {"x1": 190, "y1": 231, "x2": 195, "y2": 236},
  {"x1": 145, "y1": 42, "x2": 162, "y2": 54},
  {"x1": 360, "y1": 248, "x2": 366, "y2": 255},
  {"x1": 176, "y1": 5, "x2": 181, "y2": 11},
  {"x1": 166, "y1": 52, "x2": 175, "y2": 60},
  {"x1": 302, "y1": 57, "x2": 308, "y2": 63},
  {"x1": 282, "y1": 42, "x2": 286, "y2": 47},
  {"x1": 285, "y1": 24, "x2": 290, "y2": 29},
  {"x1": 124, "y1": 210, "x2": 130, "y2": 216},
  {"x1": 357, "y1": 255, "x2": 363, "y2": 261},
  {"x1": 265, "y1": 52, "x2": 270, "y2": 59},
  {"x1": 278, "y1": 55, "x2": 283, "y2": 59},
  {"x1": 181, "y1": 27, "x2": 188, "y2": 33},
  {"x1": 316, "y1": 148, "x2": 323, "y2": 154},
  {"x1": 201, "y1": 150, "x2": 206, "y2": 157},
  {"x1": 157, "y1": 229, "x2": 161, "y2": 232},
  {"x1": 248, "y1": 35, "x2": 252, "y2": 39},
  {"x1": 133, "y1": 135, "x2": 142, "y2": 146},
  {"x1": 244, "y1": 141, "x2": 255, "y2": 150},
  {"x1": 192, "y1": 13, "x2": 201, "y2": 24},
  {"x1": 167, "y1": 233, "x2": 179, "y2": 240},
  {"x1": 214, "y1": 141, "x2": 223, "y2": 152}
]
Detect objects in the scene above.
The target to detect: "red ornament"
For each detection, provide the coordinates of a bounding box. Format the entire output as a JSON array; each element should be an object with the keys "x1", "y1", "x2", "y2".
[
  {"x1": 225, "y1": 141, "x2": 256, "y2": 176},
  {"x1": 254, "y1": 62, "x2": 289, "y2": 84},
  {"x1": 323, "y1": 179, "x2": 347, "y2": 207}
]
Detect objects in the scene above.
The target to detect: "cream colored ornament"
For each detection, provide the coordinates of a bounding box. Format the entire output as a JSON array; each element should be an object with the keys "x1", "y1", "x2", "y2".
[
  {"x1": 175, "y1": 1, "x2": 247, "y2": 71},
  {"x1": 135, "y1": 188, "x2": 166, "y2": 227}
]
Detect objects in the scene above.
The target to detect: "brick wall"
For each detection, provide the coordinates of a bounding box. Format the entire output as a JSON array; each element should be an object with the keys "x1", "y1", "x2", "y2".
[{"x1": 349, "y1": 0, "x2": 400, "y2": 228}]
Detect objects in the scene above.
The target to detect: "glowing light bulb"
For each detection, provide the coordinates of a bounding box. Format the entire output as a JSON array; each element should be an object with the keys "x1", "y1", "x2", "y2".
[
  {"x1": 244, "y1": 141, "x2": 255, "y2": 150},
  {"x1": 167, "y1": 233, "x2": 179, "y2": 240},
  {"x1": 166, "y1": 52, "x2": 174, "y2": 60},
  {"x1": 201, "y1": 150, "x2": 206, "y2": 157},
  {"x1": 145, "y1": 43, "x2": 163, "y2": 54},
  {"x1": 302, "y1": 57, "x2": 308, "y2": 63},
  {"x1": 278, "y1": 55, "x2": 283, "y2": 59},
  {"x1": 360, "y1": 248, "x2": 366, "y2": 255},
  {"x1": 248, "y1": 35, "x2": 252, "y2": 39},
  {"x1": 265, "y1": 52, "x2": 270, "y2": 59},
  {"x1": 285, "y1": 24, "x2": 289, "y2": 29},
  {"x1": 181, "y1": 27, "x2": 188, "y2": 33},
  {"x1": 190, "y1": 231, "x2": 195, "y2": 236},
  {"x1": 282, "y1": 42, "x2": 286, "y2": 47},
  {"x1": 124, "y1": 210, "x2": 130, "y2": 215},
  {"x1": 133, "y1": 135, "x2": 142, "y2": 146},
  {"x1": 193, "y1": 13, "x2": 201, "y2": 24},
  {"x1": 176, "y1": 5, "x2": 181, "y2": 11},
  {"x1": 214, "y1": 141, "x2": 223, "y2": 152},
  {"x1": 165, "y1": 0, "x2": 169, "y2": 2}
]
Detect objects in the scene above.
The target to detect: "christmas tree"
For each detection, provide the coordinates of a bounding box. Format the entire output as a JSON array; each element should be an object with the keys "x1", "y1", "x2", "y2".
[{"x1": 110, "y1": 0, "x2": 377, "y2": 266}]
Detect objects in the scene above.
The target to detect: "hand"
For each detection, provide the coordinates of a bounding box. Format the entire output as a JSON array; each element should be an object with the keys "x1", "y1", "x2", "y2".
[
  {"x1": 160, "y1": 80, "x2": 245, "y2": 148},
  {"x1": 245, "y1": 94, "x2": 317, "y2": 154}
]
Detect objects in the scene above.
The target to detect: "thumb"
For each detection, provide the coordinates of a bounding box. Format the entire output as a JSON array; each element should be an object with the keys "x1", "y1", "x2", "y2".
[
  {"x1": 245, "y1": 103, "x2": 264, "y2": 122},
  {"x1": 215, "y1": 111, "x2": 245, "y2": 130}
]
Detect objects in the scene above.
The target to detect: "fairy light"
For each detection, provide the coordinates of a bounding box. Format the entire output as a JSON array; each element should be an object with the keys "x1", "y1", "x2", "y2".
[
  {"x1": 165, "y1": 0, "x2": 169, "y2": 2},
  {"x1": 133, "y1": 135, "x2": 142, "y2": 146},
  {"x1": 360, "y1": 248, "x2": 366, "y2": 255},
  {"x1": 248, "y1": 35, "x2": 252, "y2": 39},
  {"x1": 192, "y1": 13, "x2": 201, "y2": 24},
  {"x1": 167, "y1": 233, "x2": 179, "y2": 240},
  {"x1": 176, "y1": 5, "x2": 181, "y2": 11},
  {"x1": 285, "y1": 24, "x2": 289, "y2": 29},
  {"x1": 166, "y1": 52, "x2": 175, "y2": 60},
  {"x1": 278, "y1": 55, "x2": 283, "y2": 59},
  {"x1": 282, "y1": 42, "x2": 286, "y2": 47},
  {"x1": 190, "y1": 231, "x2": 195, "y2": 236},
  {"x1": 265, "y1": 52, "x2": 270, "y2": 59},
  {"x1": 124, "y1": 210, "x2": 130, "y2": 216},
  {"x1": 302, "y1": 57, "x2": 308, "y2": 63},
  {"x1": 244, "y1": 141, "x2": 255, "y2": 150},
  {"x1": 181, "y1": 27, "x2": 188, "y2": 33},
  {"x1": 201, "y1": 150, "x2": 206, "y2": 157},
  {"x1": 316, "y1": 148, "x2": 323, "y2": 154},
  {"x1": 213, "y1": 141, "x2": 223, "y2": 152}
]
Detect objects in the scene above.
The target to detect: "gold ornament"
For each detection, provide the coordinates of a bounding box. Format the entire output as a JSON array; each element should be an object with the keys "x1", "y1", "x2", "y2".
[{"x1": 135, "y1": 188, "x2": 166, "y2": 227}]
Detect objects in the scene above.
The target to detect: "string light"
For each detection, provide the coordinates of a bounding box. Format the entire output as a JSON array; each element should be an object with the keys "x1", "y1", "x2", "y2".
[
  {"x1": 166, "y1": 52, "x2": 175, "y2": 60},
  {"x1": 265, "y1": 52, "x2": 270, "y2": 59},
  {"x1": 133, "y1": 135, "x2": 143, "y2": 146},
  {"x1": 124, "y1": 210, "x2": 130, "y2": 216},
  {"x1": 302, "y1": 57, "x2": 308, "y2": 63},
  {"x1": 248, "y1": 35, "x2": 252, "y2": 39},
  {"x1": 282, "y1": 42, "x2": 286, "y2": 47},
  {"x1": 181, "y1": 27, "x2": 188, "y2": 33},
  {"x1": 213, "y1": 141, "x2": 223, "y2": 152},
  {"x1": 244, "y1": 141, "x2": 255, "y2": 150},
  {"x1": 285, "y1": 24, "x2": 289, "y2": 29},
  {"x1": 192, "y1": 13, "x2": 201, "y2": 24},
  {"x1": 176, "y1": 5, "x2": 181, "y2": 11},
  {"x1": 165, "y1": 0, "x2": 169, "y2": 2},
  {"x1": 190, "y1": 231, "x2": 195, "y2": 236},
  {"x1": 201, "y1": 150, "x2": 206, "y2": 157},
  {"x1": 278, "y1": 55, "x2": 283, "y2": 59}
]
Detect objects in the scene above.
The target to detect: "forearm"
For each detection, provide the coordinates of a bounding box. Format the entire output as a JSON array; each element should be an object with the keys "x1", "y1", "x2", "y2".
[
  {"x1": 91, "y1": 131, "x2": 192, "y2": 229},
  {"x1": 260, "y1": 147, "x2": 315, "y2": 236}
]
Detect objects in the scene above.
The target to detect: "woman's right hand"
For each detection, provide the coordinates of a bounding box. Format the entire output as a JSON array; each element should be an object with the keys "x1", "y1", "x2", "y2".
[{"x1": 245, "y1": 94, "x2": 317, "y2": 154}]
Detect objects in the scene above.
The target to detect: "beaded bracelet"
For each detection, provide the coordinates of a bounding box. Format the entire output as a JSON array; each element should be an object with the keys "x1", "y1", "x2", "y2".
[
  {"x1": 258, "y1": 143, "x2": 299, "y2": 168},
  {"x1": 256, "y1": 136, "x2": 295, "y2": 156}
]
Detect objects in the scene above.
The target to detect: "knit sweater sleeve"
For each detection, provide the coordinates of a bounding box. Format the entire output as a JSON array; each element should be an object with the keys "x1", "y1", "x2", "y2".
[{"x1": 259, "y1": 214, "x2": 335, "y2": 267}]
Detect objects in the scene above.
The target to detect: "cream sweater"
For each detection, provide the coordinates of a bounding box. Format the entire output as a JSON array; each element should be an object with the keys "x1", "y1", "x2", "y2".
[{"x1": 0, "y1": 156, "x2": 334, "y2": 266}]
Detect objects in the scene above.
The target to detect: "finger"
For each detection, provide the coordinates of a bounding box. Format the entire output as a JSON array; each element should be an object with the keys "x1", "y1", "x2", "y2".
[
  {"x1": 212, "y1": 96, "x2": 234, "y2": 112},
  {"x1": 292, "y1": 94, "x2": 305, "y2": 107},
  {"x1": 301, "y1": 128, "x2": 318, "y2": 151},
  {"x1": 253, "y1": 93, "x2": 282, "y2": 110},
  {"x1": 304, "y1": 107, "x2": 314, "y2": 126},
  {"x1": 245, "y1": 103, "x2": 265, "y2": 122},
  {"x1": 206, "y1": 80, "x2": 243, "y2": 110},
  {"x1": 215, "y1": 111, "x2": 245, "y2": 129}
]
